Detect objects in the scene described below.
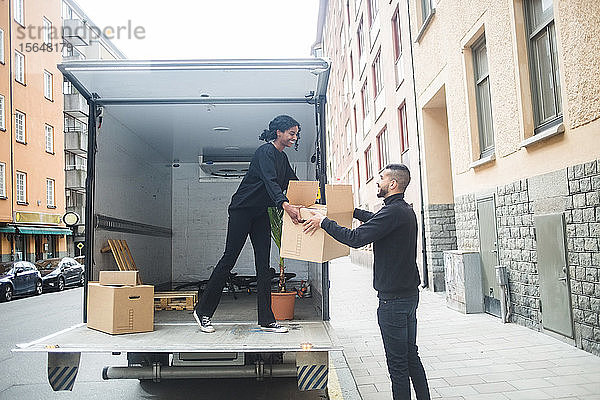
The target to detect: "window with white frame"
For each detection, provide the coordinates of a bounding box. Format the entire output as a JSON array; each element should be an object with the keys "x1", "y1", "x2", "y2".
[
  {"x1": 45, "y1": 124, "x2": 54, "y2": 153},
  {"x1": 0, "y1": 95, "x2": 5, "y2": 130},
  {"x1": 361, "y1": 81, "x2": 370, "y2": 119},
  {"x1": 0, "y1": 29, "x2": 4, "y2": 64},
  {"x1": 392, "y1": 7, "x2": 404, "y2": 86},
  {"x1": 377, "y1": 127, "x2": 389, "y2": 171},
  {"x1": 373, "y1": 51, "x2": 383, "y2": 98},
  {"x1": 15, "y1": 111, "x2": 25, "y2": 143},
  {"x1": 364, "y1": 145, "x2": 373, "y2": 181},
  {"x1": 63, "y1": 76, "x2": 73, "y2": 95},
  {"x1": 345, "y1": 120, "x2": 352, "y2": 152},
  {"x1": 368, "y1": 0, "x2": 378, "y2": 26},
  {"x1": 357, "y1": 17, "x2": 365, "y2": 59},
  {"x1": 0, "y1": 162, "x2": 5, "y2": 198},
  {"x1": 16, "y1": 171, "x2": 26, "y2": 203},
  {"x1": 46, "y1": 178, "x2": 55, "y2": 207},
  {"x1": 15, "y1": 51, "x2": 24, "y2": 84},
  {"x1": 44, "y1": 70, "x2": 53, "y2": 100},
  {"x1": 524, "y1": 0, "x2": 562, "y2": 132},
  {"x1": 43, "y1": 18, "x2": 52, "y2": 45},
  {"x1": 14, "y1": 0, "x2": 24, "y2": 26},
  {"x1": 421, "y1": 0, "x2": 434, "y2": 22},
  {"x1": 472, "y1": 35, "x2": 494, "y2": 156},
  {"x1": 399, "y1": 103, "x2": 409, "y2": 152}
]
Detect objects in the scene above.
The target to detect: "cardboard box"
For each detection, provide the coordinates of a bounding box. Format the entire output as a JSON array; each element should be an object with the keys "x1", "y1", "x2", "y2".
[
  {"x1": 99, "y1": 270, "x2": 139, "y2": 286},
  {"x1": 281, "y1": 181, "x2": 354, "y2": 263},
  {"x1": 87, "y1": 283, "x2": 154, "y2": 334}
]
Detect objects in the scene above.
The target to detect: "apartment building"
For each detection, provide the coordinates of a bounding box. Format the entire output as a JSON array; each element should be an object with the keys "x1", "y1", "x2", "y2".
[
  {"x1": 314, "y1": 0, "x2": 429, "y2": 284},
  {"x1": 410, "y1": 0, "x2": 599, "y2": 355},
  {"x1": 0, "y1": 0, "x2": 70, "y2": 262},
  {"x1": 318, "y1": 0, "x2": 600, "y2": 355},
  {"x1": 61, "y1": 0, "x2": 125, "y2": 255}
]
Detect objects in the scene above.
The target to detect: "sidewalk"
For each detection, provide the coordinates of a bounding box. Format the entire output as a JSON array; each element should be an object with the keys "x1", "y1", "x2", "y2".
[{"x1": 327, "y1": 257, "x2": 600, "y2": 400}]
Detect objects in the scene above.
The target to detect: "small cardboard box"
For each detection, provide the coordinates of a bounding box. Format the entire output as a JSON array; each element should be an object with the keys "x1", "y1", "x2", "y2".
[
  {"x1": 281, "y1": 181, "x2": 354, "y2": 263},
  {"x1": 99, "y1": 270, "x2": 138, "y2": 286},
  {"x1": 87, "y1": 283, "x2": 154, "y2": 335}
]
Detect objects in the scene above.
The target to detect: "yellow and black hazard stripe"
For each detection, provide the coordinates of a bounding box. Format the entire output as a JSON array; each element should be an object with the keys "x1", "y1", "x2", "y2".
[{"x1": 297, "y1": 363, "x2": 328, "y2": 391}]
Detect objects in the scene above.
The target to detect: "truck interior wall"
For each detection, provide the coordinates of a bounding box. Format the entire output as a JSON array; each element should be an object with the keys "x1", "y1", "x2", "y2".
[
  {"x1": 92, "y1": 109, "x2": 172, "y2": 286},
  {"x1": 171, "y1": 161, "x2": 313, "y2": 285}
]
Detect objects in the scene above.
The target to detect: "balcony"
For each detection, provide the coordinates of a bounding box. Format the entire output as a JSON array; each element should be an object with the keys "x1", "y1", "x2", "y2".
[
  {"x1": 63, "y1": 48, "x2": 85, "y2": 62},
  {"x1": 66, "y1": 168, "x2": 87, "y2": 191},
  {"x1": 62, "y1": 19, "x2": 89, "y2": 46},
  {"x1": 65, "y1": 130, "x2": 88, "y2": 155},
  {"x1": 83, "y1": 42, "x2": 101, "y2": 60},
  {"x1": 64, "y1": 93, "x2": 88, "y2": 119}
]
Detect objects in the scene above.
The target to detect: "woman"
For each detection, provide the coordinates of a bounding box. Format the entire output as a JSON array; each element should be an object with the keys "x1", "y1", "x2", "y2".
[{"x1": 194, "y1": 115, "x2": 302, "y2": 333}]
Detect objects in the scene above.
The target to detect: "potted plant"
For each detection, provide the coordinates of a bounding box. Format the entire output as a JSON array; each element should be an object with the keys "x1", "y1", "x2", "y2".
[{"x1": 268, "y1": 207, "x2": 296, "y2": 320}]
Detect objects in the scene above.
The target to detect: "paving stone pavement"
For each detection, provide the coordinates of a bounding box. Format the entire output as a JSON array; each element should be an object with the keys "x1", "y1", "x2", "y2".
[{"x1": 327, "y1": 257, "x2": 600, "y2": 400}]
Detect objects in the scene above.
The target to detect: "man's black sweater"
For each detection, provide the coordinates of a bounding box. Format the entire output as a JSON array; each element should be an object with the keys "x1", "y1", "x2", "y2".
[
  {"x1": 321, "y1": 193, "x2": 420, "y2": 299},
  {"x1": 229, "y1": 143, "x2": 298, "y2": 210}
]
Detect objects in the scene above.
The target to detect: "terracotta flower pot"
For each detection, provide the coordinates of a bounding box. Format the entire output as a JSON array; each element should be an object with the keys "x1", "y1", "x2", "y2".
[{"x1": 271, "y1": 291, "x2": 296, "y2": 320}]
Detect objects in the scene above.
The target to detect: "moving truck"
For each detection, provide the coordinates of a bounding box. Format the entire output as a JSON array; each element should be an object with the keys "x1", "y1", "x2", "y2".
[{"x1": 14, "y1": 59, "x2": 338, "y2": 392}]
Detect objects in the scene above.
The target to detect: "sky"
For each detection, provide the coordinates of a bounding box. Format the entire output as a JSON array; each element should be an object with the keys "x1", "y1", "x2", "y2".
[{"x1": 72, "y1": 0, "x2": 321, "y2": 59}]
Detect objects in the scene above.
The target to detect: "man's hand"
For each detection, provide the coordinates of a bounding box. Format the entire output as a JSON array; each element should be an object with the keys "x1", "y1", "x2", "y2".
[
  {"x1": 303, "y1": 210, "x2": 326, "y2": 236},
  {"x1": 282, "y1": 202, "x2": 302, "y2": 224}
]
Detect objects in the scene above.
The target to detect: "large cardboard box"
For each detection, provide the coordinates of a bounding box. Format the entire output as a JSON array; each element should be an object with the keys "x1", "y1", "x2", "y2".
[
  {"x1": 281, "y1": 181, "x2": 354, "y2": 263},
  {"x1": 99, "y1": 270, "x2": 138, "y2": 286},
  {"x1": 87, "y1": 283, "x2": 154, "y2": 334}
]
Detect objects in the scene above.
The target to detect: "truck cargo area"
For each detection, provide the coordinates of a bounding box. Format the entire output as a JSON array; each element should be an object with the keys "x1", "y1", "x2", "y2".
[{"x1": 15, "y1": 60, "x2": 335, "y2": 362}]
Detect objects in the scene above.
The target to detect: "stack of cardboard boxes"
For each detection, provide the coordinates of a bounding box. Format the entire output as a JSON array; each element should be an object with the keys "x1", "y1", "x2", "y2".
[{"x1": 87, "y1": 271, "x2": 154, "y2": 335}]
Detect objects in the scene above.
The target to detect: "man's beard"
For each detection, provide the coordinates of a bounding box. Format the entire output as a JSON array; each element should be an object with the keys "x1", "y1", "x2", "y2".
[{"x1": 377, "y1": 186, "x2": 388, "y2": 198}]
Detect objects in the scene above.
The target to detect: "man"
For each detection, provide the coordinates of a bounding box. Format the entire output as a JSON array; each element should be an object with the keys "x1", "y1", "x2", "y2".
[{"x1": 303, "y1": 164, "x2": 430, "y2": 400}]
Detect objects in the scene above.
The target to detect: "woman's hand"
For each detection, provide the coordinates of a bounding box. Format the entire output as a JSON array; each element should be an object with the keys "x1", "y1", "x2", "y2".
[{"x1": 282, "y1": 202, "x2": 302, "y2": 224}]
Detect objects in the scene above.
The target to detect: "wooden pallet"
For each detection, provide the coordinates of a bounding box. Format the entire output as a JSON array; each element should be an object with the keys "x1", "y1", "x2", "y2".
[
  {"x1": 101, "y1": 239, "x2": 197, "y2": 311},
  {"x1": 154, "y1": 292, "x2": 197, "y2": 311}
]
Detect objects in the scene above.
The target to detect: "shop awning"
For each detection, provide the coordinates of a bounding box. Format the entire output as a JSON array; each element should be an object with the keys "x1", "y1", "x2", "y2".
[
  {"x1": 16, "y1": 226, "x2": 72, "y2": 235},
  {"x1": 0, "y1": 226, "x2": 17, "y2": 233}
]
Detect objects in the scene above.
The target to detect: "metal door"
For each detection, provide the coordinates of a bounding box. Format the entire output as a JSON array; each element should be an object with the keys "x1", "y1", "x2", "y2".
[
  {"x1": 477, "y1": 196, "x2": 501, "y2": 317},
  {"x1": 534, "y1": 214, "x2": 573, "y2": 338}
]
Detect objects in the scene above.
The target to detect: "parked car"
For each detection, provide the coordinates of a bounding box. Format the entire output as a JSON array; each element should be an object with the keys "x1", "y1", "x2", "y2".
[
  {"x1": 0, "y1": 261, "x2": 43, "y2": 302},
  {"x1": 35, "y1": 257, "x2": 85, "y2": 292}
]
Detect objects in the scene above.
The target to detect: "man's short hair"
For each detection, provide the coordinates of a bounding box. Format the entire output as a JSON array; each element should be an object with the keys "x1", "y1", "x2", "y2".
[{"x1": 385, "y1": 164, "x2": 411, "y2": 192}]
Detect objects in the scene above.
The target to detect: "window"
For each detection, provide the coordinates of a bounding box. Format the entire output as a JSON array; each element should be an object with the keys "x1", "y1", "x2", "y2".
[
  {"x1": 398, "y1": 103, "x2": 409, "y2": 152},
  {"x1": 349, "y1": 51, "x2": 354, "y2": 80},
  {"x1": 361, "y1": 81, "x2": 370, "y2": 118},
  {"x1": 14, "y1": 0, "x2": 24, "y2": 26},
  {"x1": 472, "y1": 36, "x2": 494, "y2": 156},
  {"x1": 44, "y1": 70, "x2": 53, "y2": 100},
  {"x1": 340, "y1": 26, "x2": 346, "y2": 54},
  {"x1": 356, "y1": 160, "x2": 361, "y2": 188},
  {"x1": 63, "y1": 77, "x2": 73, "y2": 95},
  {"x1": 373, "y1": 51, "x2": 383, "y2": 98},
  {"x1": 377, "y1": 127, "x2": 389, "y2": 170},
  {"x1": 0, "y1": 29, "x2": 4, "y2": 63},
  {"x1": 392, "y1": 8, "x2": 403, "y2": 61},
  {"x1": 364, "y1": 145, "x2": 373, "y2": 181},
  {"x1": 62, "y1": 3, "x2": 73, "y2": 19},
  {"x1": 15, "y1": 111, "x2": 25, "y2": 143},
  {"x1": 16, "y1": 171, "x2": 26, "y2": 203},
  {"x1": 0, "y1": 162, "x2": 5, "y2": 198},
  {"x1": 353, "y1": 105, "x2": 358, "y2": 147},
  {"x1": 45, "y1": 124, "x2": 54, "y2": 153},
  {"x1": 346, "y1": 0, "x2": 351, "y2": 26},
  {"x1": 524, "y1": 0, "x2": 562, "y2": 132},
  {"x1": 421, "y1": 0, "x2": 434, "y2": 21},
  {"x1": 368, "y1": 0, "x2": 378, "y2": 26},
  {"x1": 343, "y1": 73, "x2": 349, "y2": 103},
  {"x1": 15, "y1": 51, "x2": 25, "y2": 84},
  {"x1": 0, "y1": 95, "x2": 5, "y2": 130},
  {"x1": 357, "y1": 17, "x2": 365, "y2": 59},
  {"x1": 43, "y1": 18, "x2": 52, "y2": 45},
  {"x1": 345, "y1": 120, "x2": 352, "y2": 152},
  {"x1": 46, "y1": 179, "x2": 55, "y2": 207}
]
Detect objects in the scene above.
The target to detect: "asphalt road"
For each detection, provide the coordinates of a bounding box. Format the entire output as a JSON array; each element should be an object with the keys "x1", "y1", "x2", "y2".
[{"x1": 0, "y1": 287, "x2": 330, "y2": 400}]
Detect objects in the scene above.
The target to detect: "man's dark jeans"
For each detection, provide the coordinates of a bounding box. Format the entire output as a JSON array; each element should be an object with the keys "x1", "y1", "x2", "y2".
[{"x1": 377, "y1": 294, "x2": 430, "y2": 400}]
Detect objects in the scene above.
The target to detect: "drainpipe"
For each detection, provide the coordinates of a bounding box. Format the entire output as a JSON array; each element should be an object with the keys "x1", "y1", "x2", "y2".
[
  {"x1": 8, "y1": 0, "x2": 15, "y2": 261},
  {"x1": 406, "y1": 0, "x2": 429, "y2": 288}
]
